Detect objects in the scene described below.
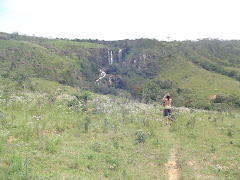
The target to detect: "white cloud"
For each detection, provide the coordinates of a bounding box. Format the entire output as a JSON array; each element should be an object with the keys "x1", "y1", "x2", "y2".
[{"x1": 0, "y1": 0, "x2": 239, "y2": 40}]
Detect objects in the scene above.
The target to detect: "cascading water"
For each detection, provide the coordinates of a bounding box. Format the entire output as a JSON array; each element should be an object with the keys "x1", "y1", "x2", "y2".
[
  {"x1": 95, "y1": 69, "x2": 106, "y2": 84},
  {"x1": 118, "y1": 49, "x2": 122, "y2": 62},
  {"x1": 110, "y1": 51, "x2": 113, "y2": 64},
  {"x1": 108, "y1": 50, "x2": 113, "y2": 65}
]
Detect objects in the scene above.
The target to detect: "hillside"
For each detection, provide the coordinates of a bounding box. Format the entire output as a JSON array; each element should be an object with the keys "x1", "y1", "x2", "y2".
[
  {"x1": 91, "y1": 38, "x2": 240, "y2": 108},
  {"x1": 1, "y1": 32, "x2": 240, "y2": 109},
  {"x1": 0, "y1": 32, "x2": 240, "y2": 179}
]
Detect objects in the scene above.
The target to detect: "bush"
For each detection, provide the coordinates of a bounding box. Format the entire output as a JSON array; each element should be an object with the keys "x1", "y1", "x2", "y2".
[
  {"x1": 195, "y1": 100, "x2": 212, "y2": 110},
  {"x1": 135, "y1": 130, "x2": 147, "y2": 144},
  {"x1": 214, "y1": 94, "x2": 240, "y2": 108},
  {"x1": 173, "y1": 96, "x2": 185, "y2": 107},
  {"x1": 214, "y1": 94, "x2": 228, "y2": 103},
  {"x1": 45, "y1": 137, "x2": 61, "y2": 154},
  {"x1": 7, "y1": 150, "x2": 24, "y2": 177}
]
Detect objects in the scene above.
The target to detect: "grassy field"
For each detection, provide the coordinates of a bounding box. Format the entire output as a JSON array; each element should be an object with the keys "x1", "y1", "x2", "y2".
[
  {"x1": 0, "y1": 86, "x2": 172, "y2": 179},
  {"x1": 170, "y1": 108, "x2": 240, "y2": 179},
  {"x1": 0, "y1": 83, "x2": 239, "y2": 179}
]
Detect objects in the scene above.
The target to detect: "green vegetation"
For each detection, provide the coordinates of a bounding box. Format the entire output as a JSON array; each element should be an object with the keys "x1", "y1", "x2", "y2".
[
  {"x1": 0, "y1": 82, "x2": 239, "y2": 179},
  {"x1": 170, "y1": 108, "x2": 240, "y2": 179},
  {"x1": 0, "y1": 32, "x2": 240, "y2": 179},
  {"x1": 1, "y1": 32, "x2": 240, "y2": 109},
  {"x1": 0, "y1": 83, "x2": 173, "y2": 179}
]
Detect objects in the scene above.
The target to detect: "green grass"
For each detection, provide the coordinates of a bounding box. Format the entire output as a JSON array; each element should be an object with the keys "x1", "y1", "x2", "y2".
[
  {"x1": 0, "y1": 81, "x2": 240, "y2": 179},
  {"x1": 170, "y1": 108, "x2": 240, "y2": 179},
  {"x1": 1, "y1": 33, "x2": 240, "y2": 179},
  {"x1": 0, "y1": 87, "x2": 173, "y2": 179}
]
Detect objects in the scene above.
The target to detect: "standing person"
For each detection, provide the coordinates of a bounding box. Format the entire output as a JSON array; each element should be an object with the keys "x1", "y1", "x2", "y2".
[{"x1": 162, "y1": 93, "x2": 172, "y2": 125}]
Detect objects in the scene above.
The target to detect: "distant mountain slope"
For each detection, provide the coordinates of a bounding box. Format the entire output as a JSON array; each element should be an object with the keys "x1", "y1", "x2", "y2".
[
  {"x1": 96, "y1": 39, "x2": 240, "y2": 96},
  {"x1": 0, "y1": 38, "x2": 80, "y2": 85},
  {"x1": 156, "y1": 54, "x2": 240, "y2": 98},
  {"x1": 0, "y1": 32, "x2": 108, "y2": 87},
  {"x1": 0, "y1": 32, "x2": 240, "y2": 108},
  {"x1": 182, "y1": 40, "x2": 240, "y2": 80}
]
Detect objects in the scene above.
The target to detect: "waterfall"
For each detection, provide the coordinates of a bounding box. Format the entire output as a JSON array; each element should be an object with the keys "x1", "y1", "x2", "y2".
[
  {"x1": 108, "y1": 50, "x2": 113, "y2": 65},
  {"x1": 118, "y1": 49, "x2": 122, "y2": 62},
  {"x1": 95, "y1": 69, "x2": 106, "y2": 84},
  {"x1": 110, "y1": 51, "x2": 113, "y2": 64}
]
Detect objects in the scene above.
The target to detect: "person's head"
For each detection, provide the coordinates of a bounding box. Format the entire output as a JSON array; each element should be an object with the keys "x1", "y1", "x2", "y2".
[{"x1": 166, "y1": 93, "x2": 170, "y2": 100}]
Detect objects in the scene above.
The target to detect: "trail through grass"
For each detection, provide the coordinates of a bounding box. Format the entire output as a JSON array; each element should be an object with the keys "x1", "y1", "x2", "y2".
[{"x1": 165, "y1": 148, "x2": 179, "y2": 180}]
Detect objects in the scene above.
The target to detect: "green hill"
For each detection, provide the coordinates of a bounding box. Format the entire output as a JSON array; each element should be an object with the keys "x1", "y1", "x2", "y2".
[
  {"x1": 0, "y1": 32, "x2": 108, "y2": 88},
  {"x1": 1, "y1": 32, "x2": 240, "y2": 109},
  {"x1": 94, "y1": 38, "x2": 240, "y2": 108}
]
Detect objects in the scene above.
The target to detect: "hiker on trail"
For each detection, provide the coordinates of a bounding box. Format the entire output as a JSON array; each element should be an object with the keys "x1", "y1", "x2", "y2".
[{"x1": 162, "y1": 93, "x2": 172, "y2": 125}]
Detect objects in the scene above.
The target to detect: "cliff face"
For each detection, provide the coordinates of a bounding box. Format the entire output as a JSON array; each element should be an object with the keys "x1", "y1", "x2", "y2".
[{"x1": 92, "y1": 45, "x2": 167, "y2": 87}]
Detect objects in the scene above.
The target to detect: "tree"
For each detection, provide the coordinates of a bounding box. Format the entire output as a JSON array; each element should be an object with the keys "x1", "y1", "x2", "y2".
[{"x1": 142, "y1": 81, "x2": 160, "y2": 101}]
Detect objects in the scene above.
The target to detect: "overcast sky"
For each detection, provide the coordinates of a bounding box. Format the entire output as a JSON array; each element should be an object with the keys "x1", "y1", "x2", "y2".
[{"x1": 0, "y1": 0, "x2": 239, "y2": 41}]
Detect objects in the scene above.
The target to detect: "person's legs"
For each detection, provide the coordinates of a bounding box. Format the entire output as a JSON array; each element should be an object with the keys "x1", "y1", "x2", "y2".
[
  {"x1": 165, "y1": 109, "x2": 172, "y2": 125},
  {"x1": 166, "y1": 116, "x2": 168, "y2": 125},
  {"x1": 164, "y1": 109, "x2": 169, "y2": 125},
  {"x1": 163, "y1": 109, "x2": 166, "y2": 125},
  {"x1": 168, "y1": 109, "x2": 172, "y2": 123}
]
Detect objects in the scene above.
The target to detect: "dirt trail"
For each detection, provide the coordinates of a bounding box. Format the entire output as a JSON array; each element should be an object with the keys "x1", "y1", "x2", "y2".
[{"x1": 165, "y1": 148, "x2": 179, "y2": 180}]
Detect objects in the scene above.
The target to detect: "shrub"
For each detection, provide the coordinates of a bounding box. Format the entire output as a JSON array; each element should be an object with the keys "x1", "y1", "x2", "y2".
[
  {"x1": 106, "y1": 156, "x2": 119, "y2": 170},
  {"x1": 195, "y1": 100, "x2": 212, "y2": 110},
  {"x1": 135, "y1": 130, "x2": 147, "y2": 144},
  {"x1": 214, "y1": 94, "x2": 228, "y2": 103},
  {"x1": 7, "y1": 150, "x2": 24, "y2": 177},
  {"x1": 84, "y1": 116, "x2": 91, "y2": 133},
  {"x1": 91, "y1": 143, "x2": 101, "y2": 152},
  {"x1": 45, "y1": 137, "x2": 61, "y2": 154},
  {"x1": 173, "y1": 96, "x2": 185, "y2": 107}
]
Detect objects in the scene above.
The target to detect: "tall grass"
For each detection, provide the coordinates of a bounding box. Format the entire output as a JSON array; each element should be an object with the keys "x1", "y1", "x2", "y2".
[
  {"x1": 0, "y1": 89, "x2": 171, "y2": 179},
  {"x1": 0, "y1": 85, "x2": 239, "y2": 179},
  {"x1": 170, "y1": 107, "x2": 240, "y2": 179}
]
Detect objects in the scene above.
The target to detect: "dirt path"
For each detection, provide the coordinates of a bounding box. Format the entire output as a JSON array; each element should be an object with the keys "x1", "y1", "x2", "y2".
[{"x1": 165, "y1": 148, "x2": 179, "y2": 180}]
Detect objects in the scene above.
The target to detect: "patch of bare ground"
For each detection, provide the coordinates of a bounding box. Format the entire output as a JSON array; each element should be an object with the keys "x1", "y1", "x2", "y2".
[
  {"x1": 7, "y1": 136, "x2": 16, "y2": 144},
  {"x1": 165, "y1": 148, "x2": 179, "y2": 180},
  {"x1": 0, "y1": 161, "x2": 8, "y2": 167}
]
